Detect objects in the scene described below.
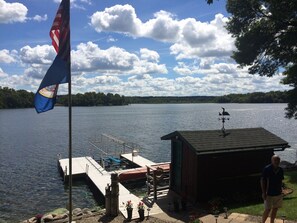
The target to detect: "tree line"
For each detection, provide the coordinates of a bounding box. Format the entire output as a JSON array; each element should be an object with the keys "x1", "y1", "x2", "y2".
[
  {"x1": 0, "y1": 87, "x2": 127, "y2": 109},
  {"x1": 0, "y1": 86, "x2": 289, "y2": 109},
  {"x1": 126, "y1": 91, "x2": 288, "y2": 104},
  {"x1": 58, "y1": 92, "x2": 127, "y2": 106},
  {"x1": 0, "y1": 87, "x2": 34, "y2": 109}
]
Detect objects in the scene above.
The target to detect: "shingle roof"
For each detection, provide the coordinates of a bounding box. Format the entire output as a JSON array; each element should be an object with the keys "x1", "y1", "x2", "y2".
[{"x1": 161, "y1": 128, "x2": 289, "y2": 154}]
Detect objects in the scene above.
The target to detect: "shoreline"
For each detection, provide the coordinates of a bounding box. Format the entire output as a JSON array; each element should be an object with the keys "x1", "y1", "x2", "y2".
[{"x1": 20, "y1": 207, "x2": 170, "y2": 223}]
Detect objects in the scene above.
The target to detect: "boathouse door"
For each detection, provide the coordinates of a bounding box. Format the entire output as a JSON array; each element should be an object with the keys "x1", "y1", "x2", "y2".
[{"x1": 171, "y1": 140, "x2": 182, "y2": 193}]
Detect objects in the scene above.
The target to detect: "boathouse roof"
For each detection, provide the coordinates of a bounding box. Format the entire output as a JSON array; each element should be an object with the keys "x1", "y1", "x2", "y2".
[{"x1": 161, "y1": 127, "x2": 289, "y2": 154}]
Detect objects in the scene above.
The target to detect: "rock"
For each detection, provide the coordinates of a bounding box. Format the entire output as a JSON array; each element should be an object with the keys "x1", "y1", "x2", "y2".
[
  {"x1": 61, "y1": 213, "x2": 68, "y2": 218},
  {"x1": 90, "y1": 206, "x2": 103, "y2": 213},
  {"x1": 50, "y1": 208, "x2": 68, "y2": 215},
  {"x1": 82, "y1": 208, "x2": 90, "y2": 213},
  {"x1": 42, "y1": 214, "x2": 54, "y2": 222},
  {"x1": 82, "y1": 208, "x2": 93, "y2": 215},
  {"x1": 28, "y1": 217, "x2": 37, "y2": 223},
  {"x1": 53, "y1": 213, "x2": 68, "y2": 220},
  {"x1": 72, "y1": 207, "x2": 83, "y2": 216}
]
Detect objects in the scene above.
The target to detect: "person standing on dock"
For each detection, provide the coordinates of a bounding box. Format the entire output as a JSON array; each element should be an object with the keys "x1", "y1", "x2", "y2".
[{"x1": 261, "y1": 155, "x2": 284, "y2": 223}]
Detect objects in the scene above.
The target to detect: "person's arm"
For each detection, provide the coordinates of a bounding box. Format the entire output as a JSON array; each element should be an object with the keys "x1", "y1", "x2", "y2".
[
  {"x1": 261, "y1": 177, "x2": 268, "y2": 200},
  {"x1": 281, "y1": 168, "x2": 284, "y2": 193},
  {"x1": 261, "y1": 167, "x2": 268, "y2": 200}
]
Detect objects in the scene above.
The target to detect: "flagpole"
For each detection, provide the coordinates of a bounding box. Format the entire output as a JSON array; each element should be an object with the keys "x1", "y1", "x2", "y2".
[
  {"x1": 68, "y1": 60, "x2": 73, "y2": 221},
  {"x1": 68, "y1": 69, "x2": 72, "y2": 223},
  {"x1": 68, "y1": 0, "x2": 72, "y2": 222},
  {"x1": 68, "y1": 74, "x2": 72, "y2": 223}
]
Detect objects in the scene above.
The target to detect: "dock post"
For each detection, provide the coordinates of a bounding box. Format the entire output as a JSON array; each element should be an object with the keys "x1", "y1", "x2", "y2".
[
  {"x1": 57, "y1": 153, "x2": 62, "y2": 167},
  {"x1": 64, "y1": 166, "x2": 67, "y2": 183},
  {"x1": 105, "y1": 184, "x2": 111, "y2": 216},
  {"x1": 86, "y1": 164, "x2": 89, "y2": 175},
  {"x1": 110, "y1": 173, "x2": 119, "y2": 216},
  {"x1": 153, "y1": 170, "x2": 157, "y2": 201},
  {"x1": 146, "y1": 166, "x2": 151, "y2": 196}
]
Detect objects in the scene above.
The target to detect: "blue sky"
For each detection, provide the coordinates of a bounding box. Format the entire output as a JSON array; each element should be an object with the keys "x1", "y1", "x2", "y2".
[{"x1": 0, "y1": 0, "x2": 288, "y2": 96}]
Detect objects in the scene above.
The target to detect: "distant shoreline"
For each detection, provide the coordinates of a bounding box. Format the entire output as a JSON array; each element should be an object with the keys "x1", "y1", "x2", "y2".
[
  {"x1": 0, "y1": 86, "x2": 289, "y2": 109},
  {"x1": 0, "y1": 102, "x2": 289, "y2": 111}
]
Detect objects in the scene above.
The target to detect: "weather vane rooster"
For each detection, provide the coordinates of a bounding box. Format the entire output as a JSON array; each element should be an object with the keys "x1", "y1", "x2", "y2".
[{"x1": 219, "y1": 107, "x2": 230, "y2": 133}]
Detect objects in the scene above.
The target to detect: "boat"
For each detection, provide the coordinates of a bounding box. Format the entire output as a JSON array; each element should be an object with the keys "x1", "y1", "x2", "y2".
[{"x1": 118, "y1": 163, "x2": 170, "y2": 182}]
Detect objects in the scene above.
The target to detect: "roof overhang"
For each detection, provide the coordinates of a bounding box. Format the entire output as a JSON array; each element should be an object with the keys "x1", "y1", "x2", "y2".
[
  {"x1": 161, "y1": 129, "x2": 290, "y2": 155},
  {"x1": 195, "y1": 144, "x2": 290, "y2": 155}
]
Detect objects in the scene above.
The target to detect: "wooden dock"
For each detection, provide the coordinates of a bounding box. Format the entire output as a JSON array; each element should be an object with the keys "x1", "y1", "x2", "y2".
[
  {"x1": 58, "y1": 154, "x2": 164, "y2": 219},
  {"x1": 120, "y1": 153, "x2": 156, "y2": 167}
]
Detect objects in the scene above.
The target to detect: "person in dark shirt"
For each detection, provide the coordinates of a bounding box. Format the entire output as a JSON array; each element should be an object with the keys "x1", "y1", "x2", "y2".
[{"x1": 261, "y1": 155, "x2": 284, "y2": 223}]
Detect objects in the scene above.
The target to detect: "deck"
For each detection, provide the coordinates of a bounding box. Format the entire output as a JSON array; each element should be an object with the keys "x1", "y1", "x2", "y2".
[
  {"x1": 58, "y1": 154, "x2": 163, "y2": 219},
  {"x1": 120, "y1": 153, "x2": 156, "y2": 167}
]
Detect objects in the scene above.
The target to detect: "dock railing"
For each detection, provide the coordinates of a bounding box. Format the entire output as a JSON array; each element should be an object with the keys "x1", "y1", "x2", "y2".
[
  {"x1": 85, "y1": 156, "x2": 105, "y2": 175},
  {"x1": 146, "y1": 165, "x2": 170, "y2": 200},
  {"x1": 89, "y1": 134, "x2": 141, "y2": 161}
]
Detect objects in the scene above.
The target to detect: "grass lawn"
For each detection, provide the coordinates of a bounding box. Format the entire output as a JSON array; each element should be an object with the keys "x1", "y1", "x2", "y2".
[{"x1": 229, "y1": 170, "x2": 297, "y2": 221}]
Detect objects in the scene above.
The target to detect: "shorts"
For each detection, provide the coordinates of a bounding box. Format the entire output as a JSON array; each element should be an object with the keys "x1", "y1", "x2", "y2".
[{"x1": 264, "y1": 195, "x2": 283, "y2": 210}]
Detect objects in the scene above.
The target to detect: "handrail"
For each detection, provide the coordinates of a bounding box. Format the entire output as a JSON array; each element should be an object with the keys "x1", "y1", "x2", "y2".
[
  {"x1": 85, "y1": 156, "x2": 105, "y2": 175},
  {"x1": 88, "y1": 141, "x2": 109, "y2": 155}
]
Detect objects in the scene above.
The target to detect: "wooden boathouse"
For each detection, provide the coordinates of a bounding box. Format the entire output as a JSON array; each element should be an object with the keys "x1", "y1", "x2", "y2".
[{"x1": 161, "y1": 127, "x2": 289, "y2": 202}]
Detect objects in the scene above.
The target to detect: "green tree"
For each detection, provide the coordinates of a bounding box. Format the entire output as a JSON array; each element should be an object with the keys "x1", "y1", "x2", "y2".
[
  {"x1": 225, "y1": 0, "x2": 297, "y2": 118},
  {"x1": 0, "y1": 87, "x2": 34, "y2": 108}
]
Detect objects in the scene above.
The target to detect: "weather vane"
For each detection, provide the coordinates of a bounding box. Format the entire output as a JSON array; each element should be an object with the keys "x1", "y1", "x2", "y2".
[{"x1": 219, "y1": 107, "x2": 230, "y2": 133}]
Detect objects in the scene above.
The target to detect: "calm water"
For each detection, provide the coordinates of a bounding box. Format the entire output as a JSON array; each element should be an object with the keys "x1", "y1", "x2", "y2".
[{"x1": 0, "y1": 104, "x2": 296, "y2": 222}]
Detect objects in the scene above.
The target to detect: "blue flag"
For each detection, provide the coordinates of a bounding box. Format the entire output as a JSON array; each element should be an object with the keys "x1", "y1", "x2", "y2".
[{"x1": 35, "y1": 0, "x2": 70, "y2": 113}]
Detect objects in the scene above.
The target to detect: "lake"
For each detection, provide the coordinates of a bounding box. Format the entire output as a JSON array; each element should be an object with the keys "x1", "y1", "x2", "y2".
[{"x1": 0, "y1": 104, "x2": 296, "y2": 222}]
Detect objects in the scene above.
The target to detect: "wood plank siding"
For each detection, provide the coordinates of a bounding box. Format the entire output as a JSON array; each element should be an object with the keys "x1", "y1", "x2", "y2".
[{"x1": 162, "y1": 128, "x2": 289, "y2": 202}]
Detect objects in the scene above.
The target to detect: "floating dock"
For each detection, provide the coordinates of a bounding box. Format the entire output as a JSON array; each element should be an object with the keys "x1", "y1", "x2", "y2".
[
  {"x1": 120, "y1": 153, "x2": 156, "y2": 167},
  {"x1": 58, "y1": 153, "x2": 165, "y2": 219}
]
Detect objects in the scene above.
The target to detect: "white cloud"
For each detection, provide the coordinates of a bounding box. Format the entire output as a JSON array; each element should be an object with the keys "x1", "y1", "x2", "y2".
[
  {"x1": 0, "y1": 0, "x2": 28, "y2": 23},
  {"x1": 32, "y1": 14, "x2": 47, "y2": 22},
  {"x1": 72, "y1": 42, "x2": 138, "y2": 73},
  {"x1": 0, "y1": 64, "x2": 289, "y2": 96},
  {"x1": 170, "y1": 14, "x2": 234, "y2": 60},
  {"x1": 18, "y1": 45, "x2": 56, "y2": 82},
  {"x1": 80, "y1": 0, "x2": 91, "y2": 4},
  {"x1": 212, "y1": 63, "x2": 239, "y2": 74},
  {"x1": 173, "y1": 62, "x2": 201, "y2": 75},
  {"x1": 106, "y1": 36, "x2": 117, "y2": 42},
  {"x1": 0, "y1": 49, "x2": 16, "y2": 63},
  {"x1": 2, "y1": 42, "x2": 167, "y2": 93},
  {"x1": 128, "y1": 74, "x2": 153, "y2": 81},
  {"x1": 140, "y1": 48, "x2": 160, "y2": 62},
  {"x1": 70, "y1": 74, "x2": 122, "y2": 94},
  {"x1": 20, "y1": 45, "x2": 56, "y2": 65},
  {"x1": 90, "y1": 5, "x2": 235, "y2": 60},
  {"x1": 173, "y1": 60, "x2": 242, "y2": 76},
  {"x1": 71, "y1": 41, "x2": 167, "y2": 75},
  {"x1": 170, "y1": 14, "x2": 235, "y2": 59},
  {"x1": 90, "y1": 4, "x2": 142, "y2": 35},
  {"x1": 1, "y1": 40, "x2": 289, "y2": 96},
  {"x1": 74, "y1": 75, "x2": 120, "y2": 88},
  {"x1": 0, "y1": 1, "x2": 49, "y2": 24},
  {"x1": 82, "y1": 71, "x2": 287, "y2": 97},
  {"x1": 143, "y1": 10, "x2": 180, "y2": 42},
  {"x1": 0, "y1": 67, "x2": 39, "y2": 90},
  {"x1": 0, "y1": 67, "x2": 8, "y2": 78}
]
